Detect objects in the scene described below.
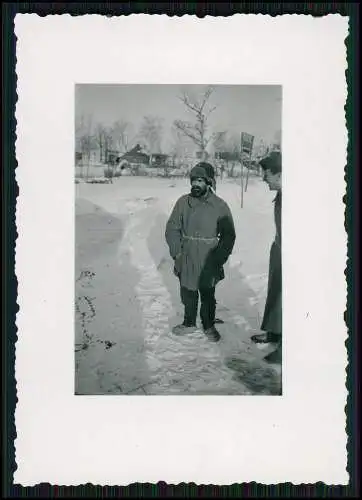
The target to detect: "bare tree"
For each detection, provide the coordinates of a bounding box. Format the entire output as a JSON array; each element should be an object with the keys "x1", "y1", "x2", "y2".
[
  {"x1": 111, "y1": 120, "x2": 132, "y2": 153},
  {"x1": 225, "y1": 132, "x2": 241, "y2": 178},
  {"x1": 210, "y1": 131, "x2": 241, "y2": 177},
  {"x1": 139, "y1": 115, "x2": 164, "y2": 164},
  {"x1": 212, "y1": 131, "x2": 228, "y2": 153},
  {"x1": 174, "y1": 86, "x2": 218, "y2": 161},
  {"x1": 75, "y1": 114, "x2": 95, "y2": 179},
  {"x1": 227, "y1": 132, "x2": 241, "y2": 153},
  {"x1": 103, "y1": 125, "x2": 113, "y2": 161},
  {"x1": 75, "y1": 114, "x2": 94, "y2": 158},
  {"x1": 170, "y1": 125, "x2": 193, "y2": 164},
  {"x1": 94, "y1": 123, "x2": 114, "y2": 164},
  {"x1": 95, "y1": 123, "x2": 106, "y2": 163}
]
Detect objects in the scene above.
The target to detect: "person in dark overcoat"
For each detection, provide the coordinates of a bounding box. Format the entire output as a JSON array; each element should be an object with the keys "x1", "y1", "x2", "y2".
[
  {"x1": 165, "y1": 162, "x2": 236, "y2": 342},
  {"x1": 251, "y1": 151, "x2": 282, "y2": 363}
]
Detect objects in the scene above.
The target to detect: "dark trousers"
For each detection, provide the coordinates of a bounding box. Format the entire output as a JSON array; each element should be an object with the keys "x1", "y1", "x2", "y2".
[{"x1": 180, "y1": 286, "x2": 216, "y2": 330}]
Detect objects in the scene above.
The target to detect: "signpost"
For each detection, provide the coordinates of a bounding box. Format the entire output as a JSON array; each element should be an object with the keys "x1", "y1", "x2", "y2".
[{"x1": 240, "y1": 132, "x2": 254, "y2": 207}]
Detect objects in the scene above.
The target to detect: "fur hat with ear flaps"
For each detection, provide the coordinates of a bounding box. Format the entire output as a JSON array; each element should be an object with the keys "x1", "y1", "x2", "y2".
[
  {"x1": 190, "y1": 162, "x2": 216, "y2": 189},
  {"x1": 259, "y1": 151, "x2": 282, "y2": 174}
]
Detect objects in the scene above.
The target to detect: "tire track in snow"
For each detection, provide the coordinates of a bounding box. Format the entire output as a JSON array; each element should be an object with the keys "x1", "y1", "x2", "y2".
[
  {"x1": 117, "y1": 200, "x2": 253, "y2": 394},
  {"x1": 118, "y1": 201, "x2": 179, "y2": 390}
]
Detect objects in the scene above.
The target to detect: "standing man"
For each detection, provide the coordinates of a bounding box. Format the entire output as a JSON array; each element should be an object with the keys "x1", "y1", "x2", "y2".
[
  {"x1": 251, "y1": 151, "x2": 282, "y2": 363},
  {"x1": 165, "y1": 162, "x2": 236, "y2": 342}
]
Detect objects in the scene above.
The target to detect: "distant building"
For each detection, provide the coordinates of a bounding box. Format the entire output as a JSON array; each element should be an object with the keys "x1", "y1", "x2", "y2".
[
  {"x1": 119, "y1": 144, "x2": 149, "y2": 165},
  {"x1": 149, "y1": 153, "x2": 170, "y2": 167},
  {"x1": 117, "y1": 144, "x2": 170, "y2": 168},
  {"x1": 75, "y1": 147, "x2": 101, "y2": 165},
  {"x1": 195, "y1": 150, "x2": 210, "y2": 160},
  {"x1": 105, "y1": 149, "x2": 122, "y2": 166},
  {"x1": 214, "y1": 151, "x2": 240, "y2": 162}
]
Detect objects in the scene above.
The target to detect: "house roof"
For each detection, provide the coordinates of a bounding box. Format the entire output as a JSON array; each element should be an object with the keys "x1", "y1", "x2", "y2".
[
  {"x1": 119, "y1": 145, "x2": 149, "y2": 163},
  {"x1": 119, "y1": 145, "x2": 169, "y2": 164}
]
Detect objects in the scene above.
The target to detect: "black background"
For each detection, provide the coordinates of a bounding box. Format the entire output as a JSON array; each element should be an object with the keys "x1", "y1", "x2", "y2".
[{"x1": 2, "y1": 2, "x2": 360, "y2": 498}]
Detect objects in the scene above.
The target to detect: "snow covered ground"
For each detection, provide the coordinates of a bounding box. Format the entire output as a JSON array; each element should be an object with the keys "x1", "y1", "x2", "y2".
[{"x1": 74, "y1": 175, "x2": 281, "y2": 395}]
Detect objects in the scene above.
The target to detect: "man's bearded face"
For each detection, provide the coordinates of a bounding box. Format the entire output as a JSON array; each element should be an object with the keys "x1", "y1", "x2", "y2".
[{"x1": 190, "y1": 177, "x2": 208, "y2": 197}]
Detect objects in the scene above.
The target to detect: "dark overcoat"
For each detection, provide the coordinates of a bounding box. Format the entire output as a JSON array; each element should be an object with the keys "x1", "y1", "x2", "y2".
[
  {"x1": 165, "y1": 189, "x2": 236, "y2": 291},
  {"x1": 261, "y1": 190, "x2": 282, "y2": 334}
]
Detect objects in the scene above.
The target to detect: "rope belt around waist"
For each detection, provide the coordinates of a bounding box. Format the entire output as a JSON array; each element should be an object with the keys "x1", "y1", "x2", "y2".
[{"x1": 182, "y1": 234, "x2": 219, "y2": 242}]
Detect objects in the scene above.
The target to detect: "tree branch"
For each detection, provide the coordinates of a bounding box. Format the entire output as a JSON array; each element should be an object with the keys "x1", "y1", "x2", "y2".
[
  {"x1": 175, "y1": 87, "x2": 216, "y2": 152},
  {"x1": 199, "y1": 87, "x2": 214, "y2": 113},
  {"x1": 174, "y1": 120, "x2": 203, "y2": 147},
  {"x1": 205, "y1": 105, "x2": 217, "y2": 118},
  {"x1": 178, "y1": 94, "x2": 201, "y2": 115}
]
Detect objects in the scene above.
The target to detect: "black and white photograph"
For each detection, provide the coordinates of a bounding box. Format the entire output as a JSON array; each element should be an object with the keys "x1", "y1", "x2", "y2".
[
  {"x1": 14, "y1": 13, "x2": 349, "y2": 486},
  {"x1": 75, "y1": 84, "x2": 283, "y2": 395}
]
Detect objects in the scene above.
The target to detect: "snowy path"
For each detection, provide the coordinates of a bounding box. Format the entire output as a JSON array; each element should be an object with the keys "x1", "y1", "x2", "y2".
[{"x1": 75, "y1": 178, "x2": 282, "y2": 395}]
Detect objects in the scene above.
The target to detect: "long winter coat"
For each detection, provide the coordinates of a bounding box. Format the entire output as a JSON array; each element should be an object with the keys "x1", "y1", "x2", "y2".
[
  {"x1": 261, "y1": 190, "x2": 282, "y2": 334},
  {"x1": 165, "y1": 189, "x2": 236, "y2": 291}
]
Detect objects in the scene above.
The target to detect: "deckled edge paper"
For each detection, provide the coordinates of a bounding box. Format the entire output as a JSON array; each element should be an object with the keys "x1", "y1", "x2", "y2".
[{"x1": 14, "y1": 14, "x2": 349, "y2": 485}]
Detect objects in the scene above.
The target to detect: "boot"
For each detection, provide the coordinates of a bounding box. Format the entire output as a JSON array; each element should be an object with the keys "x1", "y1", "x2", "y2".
[
  {"x1": 264, "y1": 343, "x2": 282, "y2": 364},
  {"x1": 204, "y1": 326, "x2": 221, "y2": 342},
  {"x1": 172, "y1": 323, "x2": 197, "y2": 336},
  {"x1": 251, "y1": 332, "x2": 281, "y2": 344}
]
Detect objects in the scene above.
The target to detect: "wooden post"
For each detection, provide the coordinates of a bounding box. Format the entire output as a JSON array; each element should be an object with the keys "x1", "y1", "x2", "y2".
[
  {"x1": 240, "y1": 133, "x2": 244, "y2": 208},
  {"x1": 245, "y1": 156, "x2": 251, "y2": 192},
  {"x1": 244, "y1": 135, "x2": 254, "y2": 192},
  {"x1": 86, "y1": 153, "x2": 90, "y2": 182},
  {"x1": 80, "y1": 154, "x2": 84, "y2": 180}
]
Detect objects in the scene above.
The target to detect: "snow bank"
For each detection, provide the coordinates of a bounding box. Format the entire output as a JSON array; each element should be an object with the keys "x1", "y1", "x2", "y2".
[{"x1": 76, "y1": 175, "x2": 276, "y2": 310}]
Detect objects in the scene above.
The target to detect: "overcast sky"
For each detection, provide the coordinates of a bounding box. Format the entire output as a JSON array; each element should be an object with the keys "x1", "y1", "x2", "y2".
[{"x1": 75, "y1": 84, "x2": 282, "y2": 152}]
